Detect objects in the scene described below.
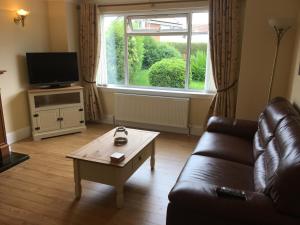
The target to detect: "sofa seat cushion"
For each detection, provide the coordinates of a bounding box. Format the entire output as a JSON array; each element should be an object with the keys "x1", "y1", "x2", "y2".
[
  {"x1": 168, "y1": 182, "x2": 300, "y2": 225},
  {"x1": 193, "y1": 132, "x2": 254, "y2": 166},
  {"x1": 175, "y1": 155, "x2": 254, "y2": 191}
]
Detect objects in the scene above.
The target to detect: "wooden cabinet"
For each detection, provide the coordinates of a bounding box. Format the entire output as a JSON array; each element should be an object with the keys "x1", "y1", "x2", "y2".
[{"x1": 28, "y1": 86, "x2": 86, "y2": 141}]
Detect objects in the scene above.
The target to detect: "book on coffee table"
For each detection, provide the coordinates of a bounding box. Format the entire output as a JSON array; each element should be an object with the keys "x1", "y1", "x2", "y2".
[{"x1": 110, "y1": 152, "x2": 125, "y2": 163}]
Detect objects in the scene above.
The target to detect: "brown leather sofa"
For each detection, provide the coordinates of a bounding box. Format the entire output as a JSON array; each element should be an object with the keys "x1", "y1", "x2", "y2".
[{"x1": 167, "y1": 97, "x2": 300, "y2": 225}]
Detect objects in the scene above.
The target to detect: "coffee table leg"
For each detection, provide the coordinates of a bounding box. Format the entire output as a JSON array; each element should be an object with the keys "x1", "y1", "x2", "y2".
[
  {"x1": 116, "y1": 185, "x2": 124, "y2": 208},
  {"x1": 150, "y1": 140, "x2": 155, "y2": 170},
  {"x1": 74, "y1": 159, "x2": 82, "y2": 199}
]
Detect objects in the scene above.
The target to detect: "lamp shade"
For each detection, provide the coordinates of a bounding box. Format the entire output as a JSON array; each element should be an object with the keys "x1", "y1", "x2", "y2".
[
  {"x1": 268, "y1": 18, "x2": 294, "y2": 30},
  {"x1": 17, "y1": 9, "x2": 29, "y2": 16}
]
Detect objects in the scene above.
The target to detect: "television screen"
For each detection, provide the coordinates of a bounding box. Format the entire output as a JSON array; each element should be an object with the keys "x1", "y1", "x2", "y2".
[{"x1": 26, "y1": 52, "x2": 79, "y2": 86}]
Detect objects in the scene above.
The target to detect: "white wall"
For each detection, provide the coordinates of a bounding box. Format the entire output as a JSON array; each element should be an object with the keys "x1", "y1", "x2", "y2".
[
  {"x1": 0, "y1": 0, "x2": 79, "y2": 143},
  {"x1": 0, "y1": 0, "x2": 50, "y2": 133},
  {"x1": 1, "y1": 0, "x2": 299, "y2": 141},
  {"x1": 97, "y1": 0, "x2": 300, "y2": 127},
  {"x1": 236, "y1": 0, "x2": 300, "y2": 120},
  {"x1": 48, "y1": 0, "x2": 79, "y2": 52},
  {"x1": 288, "y1": 12, "x2": 300, "y2": 108}
]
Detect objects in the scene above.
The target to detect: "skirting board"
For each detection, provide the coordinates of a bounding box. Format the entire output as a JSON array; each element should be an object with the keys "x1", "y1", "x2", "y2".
[
  {"x1": 190, "y1": 126, "x2": 204, "y2": 136},
  {"x1": 5, "y1": 117, "x2": 202, "y2": 144},
  {"x1": 101, "y1": 115, "x2": 203, "y2": 136},
  {"x1": 6, "y1": 126, "x2": 31, "y2": 145},
  {"x1": 101, "y1": 115, "x2": 115, "y2": 125}
]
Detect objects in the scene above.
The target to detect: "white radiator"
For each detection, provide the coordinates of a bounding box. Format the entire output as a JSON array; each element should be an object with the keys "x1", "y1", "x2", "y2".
[{"x1": 114, "y1": 93, "x2": 190, "y2": 129}]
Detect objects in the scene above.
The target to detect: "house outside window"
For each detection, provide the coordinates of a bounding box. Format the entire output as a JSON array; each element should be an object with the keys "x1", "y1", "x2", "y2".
[{"x1": 98, "y1": 10, "x2": 213, "y2": 92}]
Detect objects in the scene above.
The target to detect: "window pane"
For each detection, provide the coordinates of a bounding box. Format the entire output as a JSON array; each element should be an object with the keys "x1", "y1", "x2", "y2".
[
  {"x1": 128, "y1": 15, "x2": 187, "y2": 33},
  {"x1": 128, "y1": 35, "x2": 187, "y2": 89},
  {"x1": 104, "y1": 16, "x2": 125, "y2": 85},
  {"x1": 192, "y1": 12, "x2": 209, "y2": 33},
  {"x1": 189, "y1": 12, "x2": 209, "y2": 90}
]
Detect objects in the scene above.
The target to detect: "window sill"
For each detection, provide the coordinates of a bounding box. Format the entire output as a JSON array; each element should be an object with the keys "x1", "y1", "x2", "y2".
[{"x1": 98, "y1": 85, "x2": 215, "y2": 99}]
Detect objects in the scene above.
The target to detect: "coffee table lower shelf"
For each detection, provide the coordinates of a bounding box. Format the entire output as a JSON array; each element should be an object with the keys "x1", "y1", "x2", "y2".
[{"x1": 71, "y1": 140, "x2": 155, "y2": 208}]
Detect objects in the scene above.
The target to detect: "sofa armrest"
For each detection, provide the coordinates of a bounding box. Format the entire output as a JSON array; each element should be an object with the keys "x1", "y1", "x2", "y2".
[
  {"x1": 206, "y1": 116, "x2": 258, "y2": 140},
  {"x1": 168, "y1": 182, "x2": 292, "y2": 225}
]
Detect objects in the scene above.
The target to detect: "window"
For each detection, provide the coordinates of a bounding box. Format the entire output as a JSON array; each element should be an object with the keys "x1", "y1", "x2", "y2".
[{"x1": 99, "y1": 11, "x2": 212, "y2": 92}]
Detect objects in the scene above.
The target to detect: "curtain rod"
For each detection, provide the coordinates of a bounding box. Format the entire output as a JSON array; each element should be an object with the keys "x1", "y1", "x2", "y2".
[{"x1": 97, "y1": 0, "x2": 203, "y2": 8}]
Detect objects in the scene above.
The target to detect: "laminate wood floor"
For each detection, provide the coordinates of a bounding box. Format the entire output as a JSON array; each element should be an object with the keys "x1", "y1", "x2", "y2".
[{"x1": 0, "y1": 124, "x2": 199, "y2": 225}]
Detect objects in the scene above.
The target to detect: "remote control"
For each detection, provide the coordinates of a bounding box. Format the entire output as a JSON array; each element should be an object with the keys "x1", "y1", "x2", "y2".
[{"x1": 216, "y1": 186, "x2": 247, "y2": 200}]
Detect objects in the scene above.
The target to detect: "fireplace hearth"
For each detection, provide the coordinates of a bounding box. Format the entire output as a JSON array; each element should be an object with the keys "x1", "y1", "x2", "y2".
[
  {"x1": 0, "y1": 71, "x2": 30, "y2": 172},
  {"x1": 0, "y1": 152, "x2": 29, "y2": 173}
]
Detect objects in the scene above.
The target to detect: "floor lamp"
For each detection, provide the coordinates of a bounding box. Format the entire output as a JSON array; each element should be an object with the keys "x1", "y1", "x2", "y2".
[{"x1": 267, "y1": 18, "x2": 294, "y2": 102}]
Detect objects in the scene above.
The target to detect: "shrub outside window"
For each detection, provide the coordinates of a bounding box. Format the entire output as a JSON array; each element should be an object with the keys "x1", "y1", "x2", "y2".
[{"x1": 99, "y1": 11, "x2": 211, "y2": 92}]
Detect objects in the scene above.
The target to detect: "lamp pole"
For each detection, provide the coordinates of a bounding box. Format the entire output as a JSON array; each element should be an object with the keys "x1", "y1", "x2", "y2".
[{"x1": 267, "y1": 23, "x2": 292, "y2": 102}]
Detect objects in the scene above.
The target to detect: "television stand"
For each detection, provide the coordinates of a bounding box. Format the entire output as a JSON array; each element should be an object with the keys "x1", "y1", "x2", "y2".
[
  {"x1": 36, "y1": 84, "x2": 72, "y2": 89},
  {"x1": 28, "y1": 86, "x2": 86, "y2": 141},
  {"x1": 47, "y1": 83, "x2": 72, "y2": 89}
]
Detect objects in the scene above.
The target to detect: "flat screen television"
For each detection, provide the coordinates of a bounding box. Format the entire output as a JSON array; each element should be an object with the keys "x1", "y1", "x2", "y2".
[{"x1": 26, "y1": 52, "x2": 79, "y2": 87}]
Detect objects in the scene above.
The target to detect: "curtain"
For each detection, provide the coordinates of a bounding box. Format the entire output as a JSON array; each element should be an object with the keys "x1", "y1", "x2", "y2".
[
  {"x1": 207, "y1": 0, "x2": 242, "y2": 120},
  {"x1": 79, "y1": 0, "x2": 103, "y2": 121}
]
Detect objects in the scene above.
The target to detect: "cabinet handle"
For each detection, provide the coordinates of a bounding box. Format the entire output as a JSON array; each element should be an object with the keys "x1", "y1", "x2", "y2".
[
  {"x1": 35, "y1": 127, "x2": 40, "y2": 131},
  {"x1": 80, "y1": 120, "x2": 85, "y2": 124},
  {"x1": 33, "y1": 114, "x2": 39, "y2": 117},
  {"x1": 79, "y1": 108, "x2": 83, "y2": 112},
  {"x1": 57, "y1": 117, "x2": 64, "y2": 121}
]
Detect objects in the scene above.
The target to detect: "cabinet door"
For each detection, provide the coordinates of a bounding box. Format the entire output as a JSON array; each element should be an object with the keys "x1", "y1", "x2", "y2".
[
  {"x1": 36, "y1": 109, "x2": 60, "y2": 132},
  {"x1": 60, "y1": 107, "x2": 84, "y2": 129}
]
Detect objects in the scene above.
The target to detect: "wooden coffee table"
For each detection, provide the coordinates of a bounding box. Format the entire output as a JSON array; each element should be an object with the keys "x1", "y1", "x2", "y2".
[{"x1": 67, "y1": 128, "x2": 159, "y2": 208}]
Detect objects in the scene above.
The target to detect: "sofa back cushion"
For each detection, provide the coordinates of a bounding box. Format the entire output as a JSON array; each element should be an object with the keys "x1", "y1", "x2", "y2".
[
  {"x1": 253, "y1": 153, "x2": 267, "y2": 192},
  {"x1": 264, "y1": 116, "x2": 300, "y2": 216},
  {"x1": 255, "y1": 97, "x2": 299, "y2": 153},
  {"x1": 253, "y1": 97, "x2": 300, "y2": 216},
  {"x1": 253, "y1": 115, "x2": 271, "y2": 160},
  {"x1": 253, "y1": 97, "x2": 299, "y2": 161}
]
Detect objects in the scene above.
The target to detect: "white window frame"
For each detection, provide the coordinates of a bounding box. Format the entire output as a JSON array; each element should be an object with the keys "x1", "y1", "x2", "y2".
[
  {"x1": 127, "y1": 14, "x2": 188, "y2": 34},
  {"x1": 98, "y1": 9, "x2": 215, "y2": 93}
]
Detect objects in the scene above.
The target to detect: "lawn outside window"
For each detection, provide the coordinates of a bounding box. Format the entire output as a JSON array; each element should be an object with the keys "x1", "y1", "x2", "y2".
[{"x1": 98, "y1": 10, "x2": 214, "y2": 92}]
